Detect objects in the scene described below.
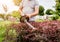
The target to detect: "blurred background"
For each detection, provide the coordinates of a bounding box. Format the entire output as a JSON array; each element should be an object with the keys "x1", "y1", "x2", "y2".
[
  {"x1": 0, "y1": 0, "x2": 55, "y2": 13},
  {"x1": 0, "y1": 0, "x2": 57, "y2": 21}
]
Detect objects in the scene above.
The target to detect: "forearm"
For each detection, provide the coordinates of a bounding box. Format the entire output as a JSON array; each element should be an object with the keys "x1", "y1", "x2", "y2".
[
  {"x1": 30, "y1": 11, "x2": 38, "y2": 17},
  {"x1": 29, "y1": 7, "x2": 39, "y2": 18},
  {"x1": 19, "y1": 8, "x2": 23, "y2": 15}
]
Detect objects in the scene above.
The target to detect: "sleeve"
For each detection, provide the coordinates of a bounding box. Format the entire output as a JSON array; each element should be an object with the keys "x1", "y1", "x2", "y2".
[{"x1": 35, "y1": 0, "x2": 39, "y2": 7}]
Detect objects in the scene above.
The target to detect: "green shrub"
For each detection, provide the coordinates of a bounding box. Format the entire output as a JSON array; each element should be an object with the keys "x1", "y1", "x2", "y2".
[
  {"x1": 51, "y1": 15, "x2": 59, "y2": 20},
  {"x1": 11, "y1": 11, "x2": 21, "y2": 18},
  {"x1": 39, "y1": 6, "x2": 45, "y2": 16},
  {"x1": 55, "y1": 0, "x2": 60, "y2": 16},
  {"x1": 46, "y1": 9, "x2": 54, "y2": 15},
  {"x1": 0, "y1": 14, "x2": 4, "y2": 19},
  {"x1": 0, "y1": 21, "x2": 18, "y2": 42},
  {"x1": 0, "y1": 25, "x2": 6, "y2": 42}
]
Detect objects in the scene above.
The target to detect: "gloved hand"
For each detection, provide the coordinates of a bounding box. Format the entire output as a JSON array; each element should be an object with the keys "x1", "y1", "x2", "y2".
[{"x1": 20, "y1": 15, "x2": 29, "y2": 22}]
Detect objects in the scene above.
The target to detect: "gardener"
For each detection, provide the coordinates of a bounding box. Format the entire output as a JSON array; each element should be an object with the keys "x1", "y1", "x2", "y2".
[{"x1": 19, "y1": 0, "x2": 39, "y2": 21}]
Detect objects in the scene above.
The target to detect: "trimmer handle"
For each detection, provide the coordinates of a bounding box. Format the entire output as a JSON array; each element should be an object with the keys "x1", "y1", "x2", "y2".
[{"x1": 20, "y1": 16, "x2": 29, "y2": 22}]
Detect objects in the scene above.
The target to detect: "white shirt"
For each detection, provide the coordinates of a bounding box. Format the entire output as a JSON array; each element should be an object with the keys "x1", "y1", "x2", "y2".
[{"x1": 19, "y1": 0, "x2": 39, "y2": 21}]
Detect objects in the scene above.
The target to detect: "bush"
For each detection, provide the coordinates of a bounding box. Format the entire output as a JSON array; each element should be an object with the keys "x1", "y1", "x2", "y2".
[
  {"x1": 39, "y1": 6, "x2": 45, "y2": 16},
  {"x1": 46, "y1": 9, "x2": 54, "y2": 15},
  {"x1": 39, "y1": 12, "x2": 44, "y2": 16},
  {"x1": 11, "y1": 11, "x2": 21, "y2": 18},
  {"x1": 51, "y1": 15, "x2": 59, "y2": 20},
  {"x1": 10, "y1": 21, "x2": 60, "y2": 42},
  {"x1": 13, "y1": 0, "x2": 22, "y2": 6},
  {"x1": 0, "y1": 21, "x2": 18, "y2": 42},
  {"x1": 0, "y1": 14, "x2": 4, "y2": 19},
  {"x1": 55, "y1": 0, "x2": 60, "y2": 16}
]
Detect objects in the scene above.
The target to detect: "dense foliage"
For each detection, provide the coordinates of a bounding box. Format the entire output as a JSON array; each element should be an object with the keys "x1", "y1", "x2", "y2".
[
  {"x1": 9, "y1": 20, "x2": 60, "y2": 42},
  {"x1": 0, "y1": 14, "x2": 5, "y2": 19},
  {"x1": 13, "y1": 0, "x2": 22, "y2": 6},
  {"x1": 11, "y1": 11, "x2": 21, "y2": 18},
  {"x1": 56, "y1": 0, "x2": 60, "y2": 16},
  {"x1": 39, "y1": 6, "x2": 45, "y2": 16},
  {"x1": 51, "y1": 15, "x2": 59, "y2": 20},
  {"x1": 0, "y1": 21, "x2": 19, "y2": 42},
  {"x1": 45, "y1": 9, "x2": 54, "y2": 15}
]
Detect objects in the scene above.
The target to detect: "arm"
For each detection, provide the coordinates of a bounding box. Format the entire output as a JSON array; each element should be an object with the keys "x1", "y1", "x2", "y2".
[
  {"x1": 19, "y1": 1, "x2": 24, "y2": 16},
  {"x1": 29, "y1": 6, "x2": 39, "y2": 18},
  {"x1": 25, "y1": 6, "x2": 39, "y2": 18},
  {"x1": 19, "y1": 6, "x2": 23, "y2": 14}
]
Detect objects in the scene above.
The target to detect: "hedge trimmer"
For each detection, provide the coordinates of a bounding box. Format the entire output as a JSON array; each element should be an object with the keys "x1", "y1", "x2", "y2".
[{"x1": 20, "y1": 14, "x2": 36, "y2": 29}]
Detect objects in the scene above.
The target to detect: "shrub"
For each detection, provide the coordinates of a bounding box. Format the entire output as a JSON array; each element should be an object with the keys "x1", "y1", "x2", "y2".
[
  {"x1": 0, "y1": 14, "x2": 4, "y2": 19},
  {"x1": 55, "y1": 0, "x2": 60, "y2": 16},
  {"x1": 11, "y1": 11, "x2": 21, "y2": 19},
  {"x1": 39, "y1": 6, "x2": 45, "y2": 16},
  {"x1": 51, "y1": 15, "x2": 59, "y2": 20},
  {"x1": 45, "y1": 9, "x2": 54, "y2": 15},
  {"x1": 9, "y1": 21, "x2": 60, "y2": 42},
  {"x1": 13, "y1": 0, "x2": 22, "y2": 6}
]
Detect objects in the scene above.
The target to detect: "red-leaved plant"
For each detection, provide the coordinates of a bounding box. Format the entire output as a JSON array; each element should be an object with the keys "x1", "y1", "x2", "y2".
[{"x1": 6, "y1": 20, "x2": 60, "y2": 42}]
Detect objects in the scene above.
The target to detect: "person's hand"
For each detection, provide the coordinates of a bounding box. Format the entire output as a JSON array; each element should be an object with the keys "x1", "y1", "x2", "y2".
[
  {"x1": 20, "y1": 15, "x2": 30, "y2": 22},
  {"x1": 20, "y1": 16, "x2": 26, "y2": 22}
]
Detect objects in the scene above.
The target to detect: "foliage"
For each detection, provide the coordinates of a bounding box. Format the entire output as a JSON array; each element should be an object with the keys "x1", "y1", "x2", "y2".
[
  {"x1": 1, "y1": 20, "x2": 60, "y2": 42},
  {"x1": 0, "y1": 14, "x2": 4, "y2": 19},
  {"x1": 0, "y1": 14, "x2": 12, "y2": 20},
  {"x1": 0, "y1": 14, "x2": 11, "y2": 20},
  {"x1": 10, "y1": 20, "x2": 60, "y2": 42},
  {"x1": 3, "y1": 27, "x2": 17, "y2": 42},
  {"x1": 13, "y1": 0, "x2": 22, "y2": 6},
  {"x1": 0, "y1": 21, "x2": 8, "y2": 42},
  {"x1": 45, "y1": 9, "x2": 54, "y2": 15},
  {"x1": 56, "y1": 0, "x2": 60, "y2": 2},
  {"x1": 51, "y1": 15, "x2": 59, "y2": 20},
  {"x1": 0, "y1": 26, "x2": 6, "y2": 42},
  {"x1": 35, "y1": 19, "x2": 44, "y2": 22},
  {"x1": 11, "y1": 11, "x2": 21, "y2": 18},
  {"x1": 0, "y1": 21, "x2": 18, "y2": 42},
  {"x1": 39, "y1": 6, "x2": 45, "y2": 16},
  {"x1": 5, "y1": 14, "x2": 11, "y2": 20},
  {"x1": 55, "y1": 0, "x2": 60, "y2": 16}
]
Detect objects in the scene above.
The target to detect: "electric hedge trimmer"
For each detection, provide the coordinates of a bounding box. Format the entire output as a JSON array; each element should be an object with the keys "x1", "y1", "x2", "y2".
[{"x1": 20, "y1": 14, "x2": 36, "y2": 29}]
